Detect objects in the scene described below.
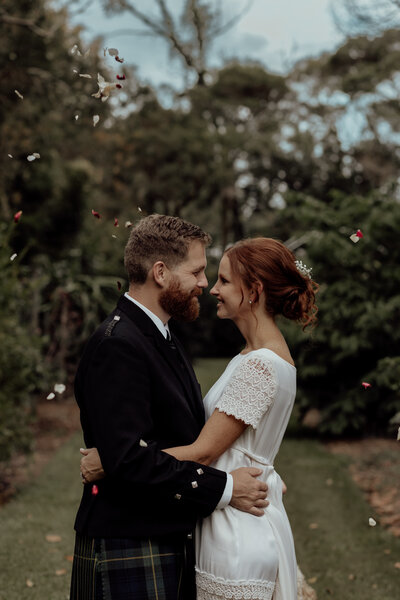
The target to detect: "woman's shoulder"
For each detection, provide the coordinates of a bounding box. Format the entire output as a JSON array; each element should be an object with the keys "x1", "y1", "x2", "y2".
[{"x1": 239, "y1": 348, "x2": 296, "y2": 370}]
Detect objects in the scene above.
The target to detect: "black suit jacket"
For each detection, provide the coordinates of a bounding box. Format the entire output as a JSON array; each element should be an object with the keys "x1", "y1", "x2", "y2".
[{"x1": 74, "y1": 295, "x2": 227, "y2": 538}]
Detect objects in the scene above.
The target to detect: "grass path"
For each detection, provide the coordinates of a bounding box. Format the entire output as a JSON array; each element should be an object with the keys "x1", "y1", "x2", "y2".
[{"x1": 0, "y1": 358, "x2": 399, "y2": 599}]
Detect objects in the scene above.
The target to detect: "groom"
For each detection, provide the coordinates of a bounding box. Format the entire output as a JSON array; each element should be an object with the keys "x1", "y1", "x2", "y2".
[{"x1": 70, "y1": 214, "x2": 268, "y2": 600}]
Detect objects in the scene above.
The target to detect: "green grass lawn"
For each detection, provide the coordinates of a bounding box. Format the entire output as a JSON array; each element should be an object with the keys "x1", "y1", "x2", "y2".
[{"x1": 0, "y1": 358, "x2": 399, "y2": 599}]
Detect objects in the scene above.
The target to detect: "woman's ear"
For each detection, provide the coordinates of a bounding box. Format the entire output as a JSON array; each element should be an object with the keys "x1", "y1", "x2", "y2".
[{"x1": 252, "y1": 280, "x2": 264, "y2": 303}]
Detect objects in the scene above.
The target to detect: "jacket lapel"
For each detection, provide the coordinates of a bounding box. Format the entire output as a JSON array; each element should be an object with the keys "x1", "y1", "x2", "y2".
[{"x1": 117, "y1": 296, "x2": 204, "y2": 423}]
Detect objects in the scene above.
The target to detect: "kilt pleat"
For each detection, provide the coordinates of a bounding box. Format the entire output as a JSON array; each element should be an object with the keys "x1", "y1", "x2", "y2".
[{"x1": 70, "y1": 533, "x2": 194, "y2": 600}]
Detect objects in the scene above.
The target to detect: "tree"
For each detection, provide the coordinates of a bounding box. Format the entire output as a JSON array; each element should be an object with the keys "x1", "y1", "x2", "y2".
[
  {"x1": 332, "y1": 0, "x2": 400, "y2": 35},
  {"x1": 100, "y1": 0, "x2": 254, "y2": 85}
]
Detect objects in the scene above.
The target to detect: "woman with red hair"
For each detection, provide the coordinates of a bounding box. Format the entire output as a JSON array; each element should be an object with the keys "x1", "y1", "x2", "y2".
[{"x1": 165, "y1": 237, "x2": 318, "y2": 600}]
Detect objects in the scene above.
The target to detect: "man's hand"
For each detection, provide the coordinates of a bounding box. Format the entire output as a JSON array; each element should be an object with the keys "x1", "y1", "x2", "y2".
[
  {"x1": 230, "y1": 467, "x2": 268, "y2": 516},
  {"x1": 80, "y1": 447, "x2": 105, "y2": 483}
]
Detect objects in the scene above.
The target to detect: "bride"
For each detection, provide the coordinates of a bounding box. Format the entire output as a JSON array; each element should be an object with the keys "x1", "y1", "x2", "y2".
[{"x1": 81, "y1": 237, "x2": 318, "y2": 600}]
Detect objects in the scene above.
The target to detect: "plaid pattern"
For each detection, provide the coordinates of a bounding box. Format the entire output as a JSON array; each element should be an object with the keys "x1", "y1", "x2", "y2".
[{"x1": 70, "y1": 533, "x2": 195, "y2": 600}]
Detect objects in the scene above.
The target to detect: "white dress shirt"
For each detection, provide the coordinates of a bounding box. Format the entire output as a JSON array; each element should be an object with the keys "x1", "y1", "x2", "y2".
[{"x1": 124, "y1": 292, "x2": 233, "y2": 508}]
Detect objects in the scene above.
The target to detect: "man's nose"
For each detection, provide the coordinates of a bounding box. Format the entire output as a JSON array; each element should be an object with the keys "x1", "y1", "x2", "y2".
[{"x1": 198, "y1": 273, "x2": 208, "y2": 288}]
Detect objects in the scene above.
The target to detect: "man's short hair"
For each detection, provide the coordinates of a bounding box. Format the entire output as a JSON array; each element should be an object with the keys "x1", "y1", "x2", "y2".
[{"x1": 124, "y1": 214, "x2": 211, "y2": 284}]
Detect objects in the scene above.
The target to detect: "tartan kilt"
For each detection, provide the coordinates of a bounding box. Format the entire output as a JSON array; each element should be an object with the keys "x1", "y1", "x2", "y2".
[{"x1": 70, "y1": 532, "x2": 195, "y2": 600}]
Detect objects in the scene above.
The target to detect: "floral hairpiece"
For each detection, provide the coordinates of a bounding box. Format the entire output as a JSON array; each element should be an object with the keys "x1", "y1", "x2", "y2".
[{"x1": 295, "y1": 259, "x2": 312, "y2": 279}]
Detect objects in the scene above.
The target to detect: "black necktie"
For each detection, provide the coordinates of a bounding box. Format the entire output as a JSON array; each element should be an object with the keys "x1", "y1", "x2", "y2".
[{"x1": 166, "y1": 331, "x2": 177, "y2": 351}]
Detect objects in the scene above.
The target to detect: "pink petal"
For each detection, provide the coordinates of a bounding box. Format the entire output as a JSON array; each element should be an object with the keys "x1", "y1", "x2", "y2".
[
  {"x1": 14, "y1": 210, "x2": 22, "y2": 223},
  {"x1": 362, "y1": 382, "x2": 371, "y2": 389},
  {"x1": 116, "y1": 75, "x2": 126, "y2": 80},
  {"x1": 92, "y1": 484, "x2": 99, "y2": 496},
  {"x1": 91, "y1": 209, "x2": 101, "y2": 219},
  {"x1": 356, "y1": 229, "x2": 363, "y2": 238},
  {"x1": 114, "y1": 218, "x2": 119, "y2": 227}
]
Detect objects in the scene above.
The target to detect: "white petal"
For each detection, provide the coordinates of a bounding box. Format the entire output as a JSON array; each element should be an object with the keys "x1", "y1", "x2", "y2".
[
  {"x1": 15, "y1": 89, "x2": 23, "y2": 99},
  {"x1": 139, "y1": 439, "x2": 148, "y2": 447},
  {"x1": 10, "y1": 253, "x2": 17, "y2": 261},
  {"x1": 74, "y1": 115, "x2": 79, "y2": 121},
  {"x1": 8, "y1": 154, "x2": 13, "y2": 158},
  {"x1": 46, "y1": 392, "x2": 55, "y2": 400},
  {"x1": 397, "y1": 426, "x2": 400, "y2": 441},
  {"x1": 350, "y1": 234, "x2": 360, "y2": 243},
  {"x1": 369, "y1": 517, "x2": 377, "y2": 527},
  {"x1": 27, "y1": 155, "x2": 36, "y2": 161},
  {"x1": 93, "y1": 115, "x2": 100, "y2": 127},
  {"x1": 54, "y1": 383, "x2": 66, "y2": 394},
  {"x1": 79, "y1": 73, "x2": 92, "y2": 79},
  {"x1": 32, "y1": 152, "x2": 40, "y2": 159}
]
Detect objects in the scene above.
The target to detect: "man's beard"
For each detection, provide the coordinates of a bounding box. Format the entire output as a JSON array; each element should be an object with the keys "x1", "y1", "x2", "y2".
[{"x1": 159, "y1": 277, "x2": 201, "y2": 322}]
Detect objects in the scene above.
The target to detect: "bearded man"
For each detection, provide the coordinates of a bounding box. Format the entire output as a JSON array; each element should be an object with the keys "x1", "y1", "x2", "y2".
[{"x1": 70, "y1": 214, "x2": 267, "y2": 600}]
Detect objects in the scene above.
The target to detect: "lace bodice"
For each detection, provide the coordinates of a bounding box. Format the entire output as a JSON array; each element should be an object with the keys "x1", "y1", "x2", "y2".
[{"x1": 216, "y1": 355, "x2": 276, "y2": 429}]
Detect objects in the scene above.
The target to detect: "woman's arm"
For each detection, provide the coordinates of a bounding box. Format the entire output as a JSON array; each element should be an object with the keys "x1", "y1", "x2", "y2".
[
  {"x1": 164, "y1": 409, "x2": 247, "y2": 465},
  {"x1": 81, "y1": 410, "x2": 247, "y2": 482}
]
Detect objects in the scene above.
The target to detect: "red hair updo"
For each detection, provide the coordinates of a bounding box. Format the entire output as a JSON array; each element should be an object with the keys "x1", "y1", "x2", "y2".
[{"x1": 225, "y1": 238, "x2": 318, "y2": 329}]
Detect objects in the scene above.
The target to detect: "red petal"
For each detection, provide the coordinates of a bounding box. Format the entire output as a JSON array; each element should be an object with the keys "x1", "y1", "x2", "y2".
[
  {"x1": 14, "y1": 210, "x2": 22, "y2": 223},
  {"x1": 91, "y1": 209, "x2": 101, "y2": 219},
  {"x1": 362, "y1": 382, "x2": 371, "y2": 389},
  {"x1": 356, "y1": 229, "x2": 363, "y2": 238},
  {"x1": 117, "y1": 281, "x2": 122, "y2": 291},
  {"x1": 115, "y1": 56, "x2": 124, "y2": 63},
  {"x1": 114, "y1": 218, "x2": 119, "y2": 227},
  {"x1": 92, "y1": 484, "x2": 99, "y2": 495},
  {"x1": 116, "y1": 74, "x2": 126, "y2": 80},
  {"x1": 116, "y1": 84, "x2": 122, "y2": 89}
]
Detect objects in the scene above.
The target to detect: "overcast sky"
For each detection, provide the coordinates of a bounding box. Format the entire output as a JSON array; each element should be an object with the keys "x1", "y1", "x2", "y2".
[{"x1": 70, "y1": 0, "x2": 345, "y2": 88}]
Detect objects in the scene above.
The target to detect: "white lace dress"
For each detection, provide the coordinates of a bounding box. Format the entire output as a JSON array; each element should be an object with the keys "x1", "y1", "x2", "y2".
[{"x1": 195, "y1": 349, "x2": 298, "y2": 600}]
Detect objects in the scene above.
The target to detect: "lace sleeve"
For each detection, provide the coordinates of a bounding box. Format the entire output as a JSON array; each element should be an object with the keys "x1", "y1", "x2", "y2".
[{"x1": 216, "y1": 355, "x2": 277, "y2": 429}]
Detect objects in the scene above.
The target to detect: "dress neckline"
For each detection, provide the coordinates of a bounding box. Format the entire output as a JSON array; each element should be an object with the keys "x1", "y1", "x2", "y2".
[{"x1": 239, "y1": 347, "x2": 296, "y2": 370}]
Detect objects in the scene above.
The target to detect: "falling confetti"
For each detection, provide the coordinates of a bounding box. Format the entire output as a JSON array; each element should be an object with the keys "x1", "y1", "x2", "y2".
[
  {"x1": 70, "y1": 44, "x2": 81, "y2": 56},
  {"x1": 362, "y1": 382, "x2": 371, "y2": 389},
  {"x1": 10, "y1": 253, "x2": 17, "y2": 261},
  {"x1": 350, "y1": 229, "x2": 364, "y2": 243},
  {"x1": 27, "y1": 152, "x2": 40, "y2": 161},
  {"x1": 79, "y1": 73, "x2": 92, "y2": 79},
  {"x1": 14, "y1": 89, "x2": 23, "y2": 99},
  {"x1": 46, "y1": 392, "x2": 55, "y2": 400},
  {"x1": 14, "y1": 210, "x2": 22, "y2": 223},
  {"x1": 369, "y1": 517, "x2": 377, "y2": 527},
  {"x1": 54, "y1": 383, "x2": 66, "y2": 394},
  {"x1": 93, "y1": 115, "x2": 100, "y2": 127},
  {"x1": 91, "y1": 209, "x2": 101, "y2": 219},
  {"x1": 92, "y1": 73, "x2": 122, "y2": 102}
]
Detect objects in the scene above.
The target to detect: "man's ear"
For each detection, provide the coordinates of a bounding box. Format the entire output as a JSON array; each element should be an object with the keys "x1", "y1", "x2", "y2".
[{"x1": 152, "y1": 261, "x2": 168, "y2": 287}]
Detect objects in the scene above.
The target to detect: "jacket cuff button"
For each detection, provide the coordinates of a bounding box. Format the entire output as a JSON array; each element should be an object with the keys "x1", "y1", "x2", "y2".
[
  {"x1": 174, "y1": 493, "x2": 182, "y2": 500},
  {"x1": 191, "y1": 481, "x2": 198, "y2": 488},
  {"x1": 196, "y1": 468, "x2": 204, "y2": 475}
]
